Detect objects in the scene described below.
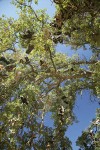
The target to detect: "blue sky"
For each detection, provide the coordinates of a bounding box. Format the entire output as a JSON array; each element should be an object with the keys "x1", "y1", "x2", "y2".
[{"x1": 0, "y1": 0, "x2": 99, "y2": 149}]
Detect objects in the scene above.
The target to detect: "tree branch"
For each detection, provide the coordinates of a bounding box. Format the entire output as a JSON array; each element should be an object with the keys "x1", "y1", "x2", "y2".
[
  {"x1": 57, "y1": 60, "x2": 99, "y2": 70},
  {"x1": 49, "y1": 49, "x2": 57, "y2": 72}
]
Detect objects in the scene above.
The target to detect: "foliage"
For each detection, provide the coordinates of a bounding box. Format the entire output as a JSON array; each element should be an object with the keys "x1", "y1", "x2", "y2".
[
  {"x1": 0, "y1": 0, "x2": 100, "y2": 149},
  {"x1": 76, "y1": 109, "x2": 100, "y2": 150}
]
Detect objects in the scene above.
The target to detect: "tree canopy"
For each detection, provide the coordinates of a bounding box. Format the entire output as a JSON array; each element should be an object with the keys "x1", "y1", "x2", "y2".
[{"x1": 0, "y1": 0, "x2": 100, "y2": 149}]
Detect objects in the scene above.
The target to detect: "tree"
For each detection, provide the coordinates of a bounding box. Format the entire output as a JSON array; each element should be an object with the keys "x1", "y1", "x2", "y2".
[{"x1": 0, "y1": 0, "x2": 100, "y2": 149}]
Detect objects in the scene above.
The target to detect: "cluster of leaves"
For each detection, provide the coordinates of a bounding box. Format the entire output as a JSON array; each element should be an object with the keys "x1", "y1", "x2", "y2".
[
  {"x1": 0, "y1": 0, "x2": 100, "y2": 149},
  {"x1": 52, "y1": 0, "x2": 100, "y2": 49},
  {"x1": 76, "y1": 109, "x2": 100, "y2": 150}
]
